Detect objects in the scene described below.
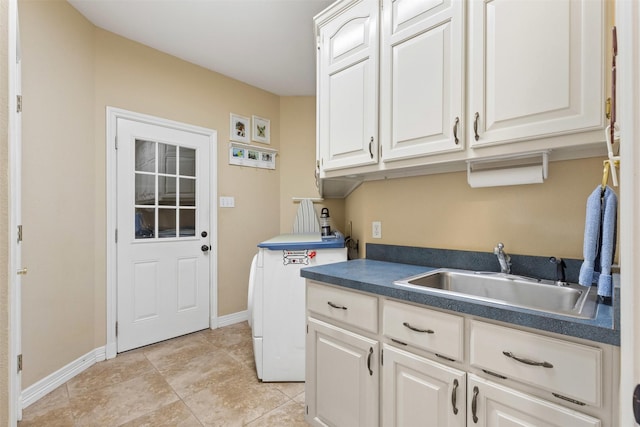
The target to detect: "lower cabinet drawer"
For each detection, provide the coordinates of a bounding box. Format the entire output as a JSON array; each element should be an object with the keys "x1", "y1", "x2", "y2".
[
  {"x1": 307, "y1": 281, "x2": 378, "y2": 333},
  {"x1": 383, "y1": 299, "x2": 464, "y2": 361},
  {"x1": 469, "y1": 320, "x2": 602, "y2": 407}
]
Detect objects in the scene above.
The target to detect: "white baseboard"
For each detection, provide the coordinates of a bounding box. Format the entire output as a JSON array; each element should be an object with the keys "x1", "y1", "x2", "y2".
[
  {"x1": 215, "y1": 310, "x2": 248, "y2": 328},
  {"x1": 22, "y1": 346, "x2": 106, "y2": 409}
]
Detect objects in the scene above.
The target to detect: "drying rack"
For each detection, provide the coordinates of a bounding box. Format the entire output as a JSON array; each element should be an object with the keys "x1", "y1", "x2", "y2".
[{"x1": 603, "y1": 26, "x2": 620, "y2": 190}]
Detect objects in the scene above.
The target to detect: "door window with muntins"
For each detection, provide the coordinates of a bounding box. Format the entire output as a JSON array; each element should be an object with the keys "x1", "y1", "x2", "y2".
[{"x1": 134, "y1": 139, "x2": 197, "y2": 239}]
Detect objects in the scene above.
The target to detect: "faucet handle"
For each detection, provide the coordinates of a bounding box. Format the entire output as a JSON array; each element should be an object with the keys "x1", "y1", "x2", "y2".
[
  {"x1": 549, "y1": 257, "x2": 567, "y2": 285},
  {"x1": 494, "y1": 242, "x2": 505, "y2": 254}
]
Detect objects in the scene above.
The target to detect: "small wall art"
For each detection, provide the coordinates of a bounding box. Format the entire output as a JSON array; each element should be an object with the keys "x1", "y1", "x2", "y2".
[
  {"x1": 229, "y1": 142, "x2": 277, "y2": 170},
  {"x1": 252, "y1": 115, "x2": 271, "y2": 144},
  {"x1": 230, "y1": 113, "x2": 250, "y2": 143}
]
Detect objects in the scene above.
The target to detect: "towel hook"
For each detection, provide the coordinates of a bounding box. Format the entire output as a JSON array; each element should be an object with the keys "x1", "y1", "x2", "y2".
[{"x1": 602, "y1": 160, "x2": 611, "y2": 192}]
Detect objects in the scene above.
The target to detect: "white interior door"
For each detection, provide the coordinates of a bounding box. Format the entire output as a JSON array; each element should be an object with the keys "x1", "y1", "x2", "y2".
[{"x1": 116, "y1": 118, "x2": 211, "y2": 352}]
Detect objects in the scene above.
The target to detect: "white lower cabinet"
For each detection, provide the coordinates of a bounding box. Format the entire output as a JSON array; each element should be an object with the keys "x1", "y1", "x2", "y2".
[
  {"x1": 381, "y1": 344, "x2": 466, "y2": 427},
  {"x1": 306, "y1": 317, "x2": 379, "y2": 427},
  {"x1": 468, "y1": 375, "x2": 601, "y2": 427},
  {"x1": 305, "y1": 281, "x2": 615, "y2": 427}
]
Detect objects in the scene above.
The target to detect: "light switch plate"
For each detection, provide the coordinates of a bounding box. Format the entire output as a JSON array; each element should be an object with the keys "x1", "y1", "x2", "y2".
[
  {"x1": 220, "y1": 196, "x2": 235, "y2": 208},
  {"x1": 372, "y1": 221, "x2": 382, "y2": 239}
]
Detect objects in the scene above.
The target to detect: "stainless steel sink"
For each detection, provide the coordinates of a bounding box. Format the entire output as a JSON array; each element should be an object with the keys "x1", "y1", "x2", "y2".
[{"x1": 393, "y1": 268, "x2": 597, "y2": 319}]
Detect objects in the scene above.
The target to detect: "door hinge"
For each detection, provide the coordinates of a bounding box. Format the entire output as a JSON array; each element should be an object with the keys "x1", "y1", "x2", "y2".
[
  {"x1": 16, "y1": 95, "x2": 22, "y2": 113},
  {"x1": 115, "y1": 322, "x2": 118, "y2": 337},
  {"x1": 306, "y1": 324, "x2": 308, "y2": 334},
  {"x1": 17, "y1": 225, "x2": 22, "y2": 243},
  {"x1": 381, "y1": 349, "x2": 384, "y2": 366},
  {"x1": 17, "y1": 354, "x2": 22, "y2": 373},
  {"x1": 115, "y1": 229, "x2": 118, "y2": 243},
  {"x1": 306, "y1": 405, "x2": 309, "y2": 415},
  {"x1": 115, "y1": 136, "x2": 118, "y2": 150}
]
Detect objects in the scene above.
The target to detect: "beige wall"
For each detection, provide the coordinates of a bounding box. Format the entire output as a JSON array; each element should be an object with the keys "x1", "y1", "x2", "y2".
[
  {"x1": 279, "y1": 97, "x2": 345, "y2": 235},
  {"x1": 1, "y1": 0, "x2": 11, "y2": 422},
  {"x1": 345, "y1": 157, "x2": 607, "y2": 260},
  {"x1": 20, "y1": 0, "x2": 96, "y2": 389},
  {"x1": 20, "y1": 0, "x2": 281, "y2": 389}
]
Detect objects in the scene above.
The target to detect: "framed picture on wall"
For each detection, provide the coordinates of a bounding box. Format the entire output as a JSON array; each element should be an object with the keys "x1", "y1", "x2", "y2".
[
  {"x1": 230, "y1": 113, "x2": 250, "y2": 143},
  {"x1": 252, "y1": 115, "x2": 270, "y2": 144}
]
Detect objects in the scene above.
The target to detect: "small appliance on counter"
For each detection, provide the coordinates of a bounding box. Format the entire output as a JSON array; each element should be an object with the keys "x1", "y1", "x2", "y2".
[{"x1": 248, "y1": 232, "x2": 346, "y2": 382}]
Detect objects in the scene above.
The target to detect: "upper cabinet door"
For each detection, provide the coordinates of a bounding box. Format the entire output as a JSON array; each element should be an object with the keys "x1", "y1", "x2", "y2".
[
  {"x1": 380, "y1": 0, "x2": 465, "y2": 162},
  {"x1": 317, "y1": 0, "x2": 380, "y2": 172},
  {"x1": 468, "y1": 0, "x2": 605, "y2": 148}
]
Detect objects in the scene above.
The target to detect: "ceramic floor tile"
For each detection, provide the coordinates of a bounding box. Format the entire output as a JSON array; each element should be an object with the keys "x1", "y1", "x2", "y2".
[
  {"x1": 67, "y1": 351, "x2": 155, "y2": 397},
  {"x1": 70, "y1": 370, "x2": 179, "y2": 426},
  {"x1": 143, "y1": 330, "x2": 215, "y2": 371},
  {"x1": 244, "y1": 400, "x2": 307, "y2": 427},
  {"x1": 158, "y1": 348, "x2": 247, "y2": 399},
  {"x1": 182, "y1": 376, "x2": 289, "y2": 426},
  {"x1": 119, "y1": 400, "x2": 203, "y2": 427},
  {"x1": 270, "y1": 382, "x2": 305, "y2": 399}
]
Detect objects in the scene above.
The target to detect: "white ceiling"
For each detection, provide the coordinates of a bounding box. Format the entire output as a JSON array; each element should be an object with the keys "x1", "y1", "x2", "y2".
[{"x1": 67, "y1": 0, "x2": 334, "y2": 96}]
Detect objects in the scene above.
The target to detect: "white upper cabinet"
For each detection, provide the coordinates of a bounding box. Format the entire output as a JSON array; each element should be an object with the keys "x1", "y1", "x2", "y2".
[
  {"x1": 316, "y1": 0, "x2": 380, "y2": 172},
  {"x1": 468, "y1": 0, "x2": 605, "y2": 148},
  {"x1": 380, "y1": 0, "x2": 465, "y2": 161}
]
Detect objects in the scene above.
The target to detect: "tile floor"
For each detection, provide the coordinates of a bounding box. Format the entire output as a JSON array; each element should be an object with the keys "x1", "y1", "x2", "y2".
[{"x1": 18, "y1": 322, "x2": 308, "y2": 426}]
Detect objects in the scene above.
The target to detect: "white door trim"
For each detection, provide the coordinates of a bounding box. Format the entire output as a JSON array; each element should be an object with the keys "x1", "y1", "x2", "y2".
[
  {"x1": 105, "y1": 107, "x2": 218, "y2": 359},
  {"x1": 617, "y1": 1, "x2": 640, "y2": 425},
  {"x1": 8, "y1": 0, "x2": 21, "y2": 422}
]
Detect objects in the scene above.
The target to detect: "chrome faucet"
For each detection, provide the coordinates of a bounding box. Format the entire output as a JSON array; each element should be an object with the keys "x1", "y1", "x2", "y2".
[
  {"x1": 549, "y1": 257, "x2": 568, "y2": 286},
  {"x1": 494, "y1": 242, "x2": 511, "y2": 274}
]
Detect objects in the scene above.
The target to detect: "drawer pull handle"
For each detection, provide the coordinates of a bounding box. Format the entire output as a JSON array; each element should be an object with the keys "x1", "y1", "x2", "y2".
[
  {"x1": 368, "y1": 137, "x2": 374, "y2": 159},
  {"x1": 473, "y1": 112, "x2": 480, "y2": 141},
  {"x1": 471, "y1": 386, "x2": 479, "y2": 423},
  {"x1": 453, "y1": 116, "x2": 460, "y2": 144},
  {"x1": 403, "y1": 322, "x2": 434, "y2": 334},
  {"x1": 367, "y1": 347, "x2": 373, "y2": 376},
  {"x1": 327, "y1": 301, "x2": 347, "y2": 310},
  {"x1": 502, "y1": 351, "x2": 554, "y2": 368},
  {"x1": 451, "y1": 379, "x2": 459, "y2": 415}
]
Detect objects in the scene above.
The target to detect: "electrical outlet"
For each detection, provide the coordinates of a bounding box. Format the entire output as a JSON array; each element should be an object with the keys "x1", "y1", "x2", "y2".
[
  {"x1": 372, "y1": 221, "x2": 382, "y2": 239},
  {"x1": 220, "y1": 196, "x2": 235, "y2": 208}
]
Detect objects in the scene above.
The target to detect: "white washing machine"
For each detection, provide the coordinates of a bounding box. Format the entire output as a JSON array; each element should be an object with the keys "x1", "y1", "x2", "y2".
[{"x1": 248, "y1": 232, "x2": 346, "y2": 382}]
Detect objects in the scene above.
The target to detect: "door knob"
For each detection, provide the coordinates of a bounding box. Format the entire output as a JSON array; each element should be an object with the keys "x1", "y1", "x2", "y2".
[
  {"x1": 17, "y1": 268, "x2": 28, "y2": 275},
  {"x1": 201, "y1": 245, "x2": 210, "y2": 253}
]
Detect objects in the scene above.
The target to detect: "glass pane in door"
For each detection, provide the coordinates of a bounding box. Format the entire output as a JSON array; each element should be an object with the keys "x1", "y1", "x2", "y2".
[
  {"x1": 158, "y1": 143, "x2": 177, "y2": 174},
  {"x1": 179, "y1": 147, "x2": 196, "y2": 176},
  {"x1": 135, "y1": 140, "x2": 155, "y2": 172},
  {"x1": 158, "y1": 208, "x2": 177, "y2": 238},
  {"x1": 135, "y1": 174, "x2": 155, "y2": 205},
  {"x1": 135, "y1": 208, "x2": 155, "y2": 239},
  {"x1": 179, "y1": 209, "x2": 196, "y2": 237}
]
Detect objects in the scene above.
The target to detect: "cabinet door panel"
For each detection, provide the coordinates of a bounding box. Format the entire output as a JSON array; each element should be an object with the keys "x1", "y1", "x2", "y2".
[
  {"x1": 306, "y1": 318, "x2": 379, "y2": 427},
  {"x1": 381, "y1": 0, "x2": 464, "y2": 161},
  {"x1": 318, "y1": 0, "x2": 379, "y2": 172},
  {"x1": 468, "y1": 0, "x2": 604, "y2": 147},
  {"x1": 468, "y1": 375, "x2": 601, "y2": 427},
  {"x1": 382, "y1": 345, "x2": 466, "y2": 427}
]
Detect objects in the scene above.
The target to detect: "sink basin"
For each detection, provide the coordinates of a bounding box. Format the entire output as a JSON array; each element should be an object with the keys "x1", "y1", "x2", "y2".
[{"x1": 393, "y1": 268, "x2": 597, "y2": 319}]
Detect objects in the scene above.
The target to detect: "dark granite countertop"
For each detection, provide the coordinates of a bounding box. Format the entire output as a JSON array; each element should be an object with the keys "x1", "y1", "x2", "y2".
[{"x1": 301, "y1": 258, "x2": 619, "y2": 346}]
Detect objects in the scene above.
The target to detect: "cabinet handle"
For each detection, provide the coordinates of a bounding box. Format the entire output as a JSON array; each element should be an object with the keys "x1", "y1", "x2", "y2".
[
  {"x1": 451, "y1": 379, "x2": 459, "y2": 415},
  {"x1": 327, "y1": 301, "x2": 347, "y2": 310},
  {"x1": 367, "y1": 347, "x2": 373, "y2": 376},
  {"x1": 453, "y1": 116, "x2": 460, "y2": 145},
  {"x1": 473, "y1": 112, "x2": 480, "y2": 141},
  {"x1": 502, "y1": 351, "x2": 554, "y2": 368},
  {"x1": 402, "y1": 322, "x2": 434, "y2": 334},
  {"x1": 471, "y1": 386, "x2": 479, "y2": 423},
  {"x1": 368, "y1": 136, "x2": 374, "y2": 159}
]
